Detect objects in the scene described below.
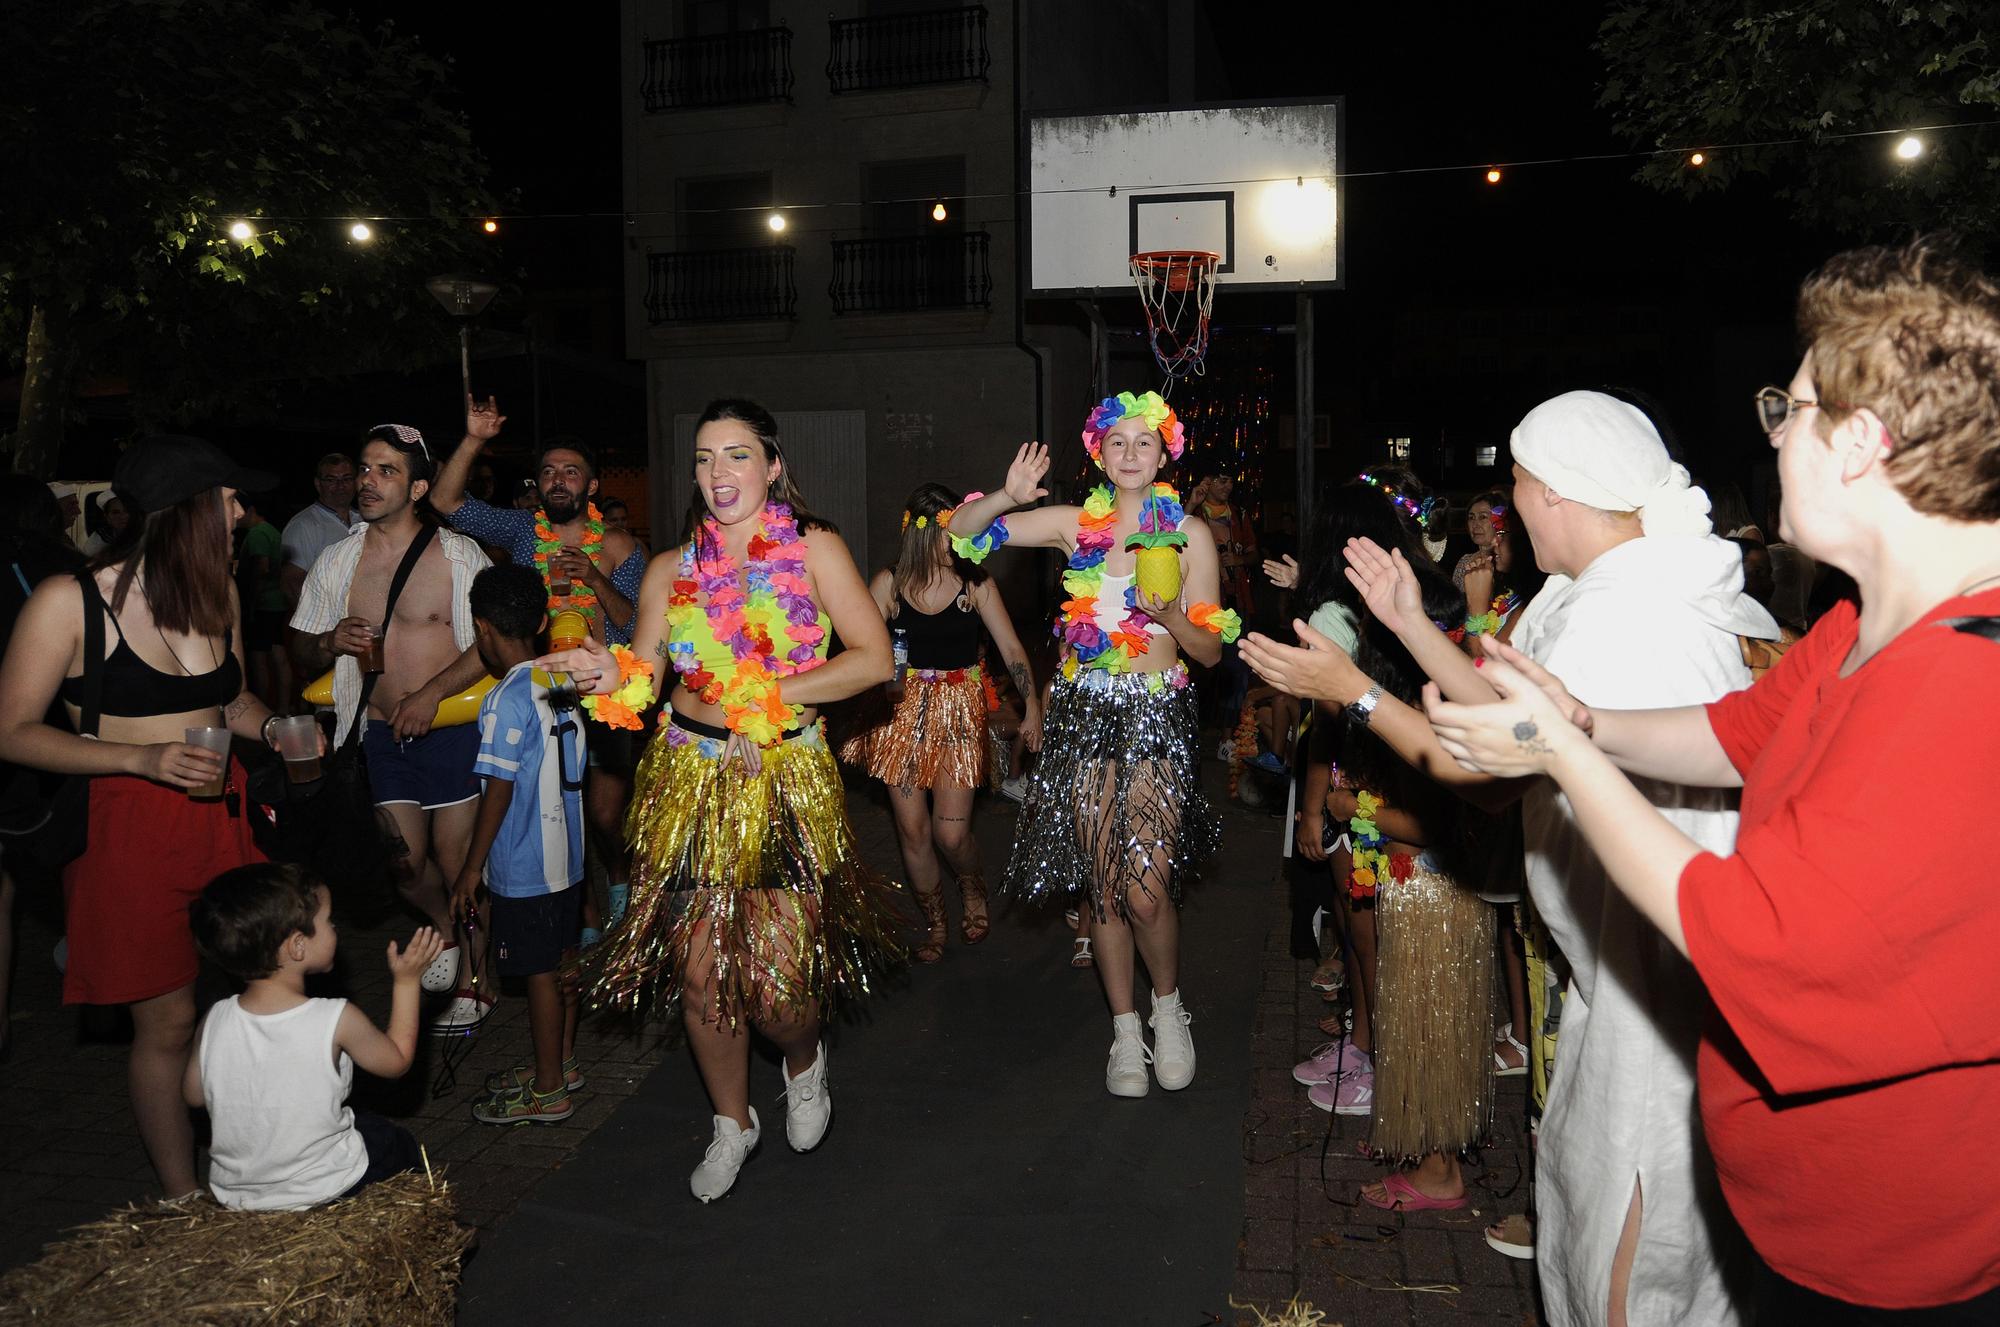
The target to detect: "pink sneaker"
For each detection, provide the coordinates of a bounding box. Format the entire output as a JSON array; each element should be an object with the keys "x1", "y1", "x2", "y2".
[
  {"x1": 1308, "y1": 1063, "x2": 1374, "y2": 1116},
  {"x1": 1292, "y1": 1037, "x2": 1366, "y2": 1086}
]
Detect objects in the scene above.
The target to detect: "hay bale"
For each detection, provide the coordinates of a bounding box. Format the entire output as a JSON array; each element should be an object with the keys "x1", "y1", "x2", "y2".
[{"x1": 0, "y1": 1172, "x2": 469, "y2": 1326}]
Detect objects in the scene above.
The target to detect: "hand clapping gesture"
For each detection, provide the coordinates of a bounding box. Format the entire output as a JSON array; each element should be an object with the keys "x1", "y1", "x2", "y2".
[{"x1": 1341, "y1": 537, "x2": 1428, "y2": 637}]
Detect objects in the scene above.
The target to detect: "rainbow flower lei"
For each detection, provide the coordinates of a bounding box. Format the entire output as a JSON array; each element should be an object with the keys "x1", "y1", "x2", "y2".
[
  {"x1": 1082, "y1": 391, "x2": 1187, "y2": 461},
  {"x1": 664, "y1": 502, "x2": 827, "y2": 745},
  {"x1": 580, "y1": 645, "x2": 656, "y2": 730},
  {"x1": 534, "y1": 504, "x2": 606, "y2": 623},
  {"x1": 1347, "y1": 789, "x2": 1414, "y2": 903},
  {"x1": 1059, "y1": 483, "x2": 1182, "y2": 674}
]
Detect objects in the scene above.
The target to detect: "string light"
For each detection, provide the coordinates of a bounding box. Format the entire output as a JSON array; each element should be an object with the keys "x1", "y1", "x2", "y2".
[
  {"x1": 1689, "y1": 151, "x2": 1706, "y2": 166},
  {"x1": 482, "y1": 218, "x2": 499, "y2": 233},
  {"x1": 1895, "y1": 135, "x2": 1924, "y2": 159},
  {"x1": 767, "y1": 213, "x2": 787, "y2": 233},
  {"x1": 1485, "y1": 168, "x2": 1502, "y2": 184},
  {"x1": 227, "y1": 221, "x2": 254, "y2": 241},
  {"x1": 932, "y1": 201, "x2": 947, "y2": 222},
  {"x1": 348, "y1": 222, "x2": 373, "y2": 243}
]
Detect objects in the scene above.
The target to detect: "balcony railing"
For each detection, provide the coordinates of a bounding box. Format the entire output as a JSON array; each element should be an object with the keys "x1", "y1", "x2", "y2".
[
  {"x1": 642, "y1": 27, "x2": 795, "y2": 111},
  {"x1": 826, "y1": 6, "x2": 990, "y2": 94},
  {"x1": 646, "y1": 247, "x2": 798, "y2": 323},
  {"x1": 829, "y1": 232, "x2": 992, "y2": 314}
]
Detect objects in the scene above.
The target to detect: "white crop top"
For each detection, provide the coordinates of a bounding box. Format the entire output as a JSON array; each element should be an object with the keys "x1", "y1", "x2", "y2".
[
  {"x1": 199, "y1": 995, "x2": 367, "y2": 1210},
  {"x1": 1091, "y1": 513, "x2": 1192, "y2": 637}
]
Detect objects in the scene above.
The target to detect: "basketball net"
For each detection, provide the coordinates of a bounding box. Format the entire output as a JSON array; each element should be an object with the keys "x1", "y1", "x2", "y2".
[{"x1": 1130, "y1": 250, "x2": 1219, "y2": 393}]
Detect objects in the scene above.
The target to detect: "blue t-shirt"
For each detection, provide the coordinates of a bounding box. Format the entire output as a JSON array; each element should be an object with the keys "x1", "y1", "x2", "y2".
[
  {"x1": 473, "y1": 661, "x2": 586, "y2": 897},
  {"x1": 445, "y1": 496, "x2": 648, "y2": 645}
]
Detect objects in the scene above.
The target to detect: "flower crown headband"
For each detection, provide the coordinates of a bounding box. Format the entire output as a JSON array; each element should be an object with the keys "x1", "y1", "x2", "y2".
[
  {"x1": 1082, "y1": 391, "x2": 1187, "y2": 463},
  {"x1": 1357, "y1": 471, "x2": 1437, "y2": 529},
  {"x1": 901, "y1": 507, "x2": 956, "y2": 532}
]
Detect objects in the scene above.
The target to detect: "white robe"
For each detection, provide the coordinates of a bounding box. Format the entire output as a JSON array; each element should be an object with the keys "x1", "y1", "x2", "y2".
[{"x1": 1513, "y1": 535, "x2": 1775, "y2": 1327}]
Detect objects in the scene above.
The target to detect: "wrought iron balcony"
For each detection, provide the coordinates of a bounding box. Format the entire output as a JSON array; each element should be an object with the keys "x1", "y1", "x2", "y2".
[
  {"x1": 646, "y1": 247, "x2": 798, "y2": 323},
  {"x1": 826, "y1": 6, "x2": 990, "y2": 94},
  {"x1": 641, "y1": 27, "x2": 795, "y2": 111},
  {"x1": 829, "y1": 232, "x2": 992, "y2": 314}
]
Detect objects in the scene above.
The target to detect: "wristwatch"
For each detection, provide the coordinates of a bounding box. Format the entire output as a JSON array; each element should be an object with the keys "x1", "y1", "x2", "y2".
[{"x1": 1344, "y1": 683, "x2": 1383, "y2": 727}]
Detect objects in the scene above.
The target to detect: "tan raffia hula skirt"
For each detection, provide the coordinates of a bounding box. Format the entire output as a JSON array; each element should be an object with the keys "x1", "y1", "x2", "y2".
[
  {"x1": 839, "y1": 666, "x2": 990, "y2": 789},
  {"x1": 592, "y1": 711, "x2": 906, "y2": 1029},
  {"x1": 1367, "y1": 852, "x2": 1496, "y2": 1161}
]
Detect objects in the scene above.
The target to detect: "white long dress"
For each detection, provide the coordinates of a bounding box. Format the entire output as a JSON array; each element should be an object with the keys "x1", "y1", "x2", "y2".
[{"x1": 1512, "y1": 534, "x2": 1775, "y2": 1327}]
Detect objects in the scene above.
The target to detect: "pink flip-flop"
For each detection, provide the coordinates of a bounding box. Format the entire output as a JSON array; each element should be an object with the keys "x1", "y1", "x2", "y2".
[{"x1": 1360, "y1": 1171, "x2": 1470, "y2": 1212}]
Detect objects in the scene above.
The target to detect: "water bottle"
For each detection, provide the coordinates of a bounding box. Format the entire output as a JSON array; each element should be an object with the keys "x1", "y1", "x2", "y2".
[{"x1": 890, "y1": 627, "x2": 909, "y2": 700}]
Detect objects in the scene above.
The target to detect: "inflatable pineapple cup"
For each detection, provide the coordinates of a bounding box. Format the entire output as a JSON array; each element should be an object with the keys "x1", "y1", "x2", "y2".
[{"x1": 1125, "y1": 491, "x2": 1187, "y2": 604}]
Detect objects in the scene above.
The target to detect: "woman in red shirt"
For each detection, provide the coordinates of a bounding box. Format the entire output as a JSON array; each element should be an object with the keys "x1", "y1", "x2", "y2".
[{"x1": 1424, "y1": 238, "x2": 2000, "y2": 1321}]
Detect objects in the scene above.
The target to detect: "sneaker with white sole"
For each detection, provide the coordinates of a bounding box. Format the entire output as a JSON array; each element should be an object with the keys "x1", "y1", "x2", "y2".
[
  {"x1": 999, "y1": 775, "x2": 1029, "y2": 804},
  {"x1": 428, "y1": 990, "x2": 493, "y2": 1035},
  {"x1": 419, "y1": 943, "x2": 462, "y2": 994},
  {"x1": 1308, "y1": 1064, "x2": 1374, "y2": 1115},
  {"x1": 690, "y1": 1108, "x2": 760, "y2": 1203},
  {"x1": 1106, "y1": 1012, "x2": 1151, "y2": 1097},
  {"x1": 1292, "y1": 1036, "x2": 1366, "y2": 1086},
  {"x1": 1149, "y1": 989, "x2": 1196, "y2": 1091},
  {"x1": 781, "y1": 1042, "x2": 832, "y2": 1152}
]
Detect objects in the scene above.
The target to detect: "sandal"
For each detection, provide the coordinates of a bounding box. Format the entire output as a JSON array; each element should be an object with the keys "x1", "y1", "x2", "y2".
[
  {"x1": 1494, "y1": 1022, "x2": 1529, "y2": 1078},
  {"x1": 913, "y1": 887, "x2": 947, "y2": 964},
  {"x1": 486, "y1": 1055, "x2": 587, "y2": 1095},
  {"x1": 959, "y1": 872, "x2": 990, "y2": 946},
  {"x1": 1070, "y1": 937, "x2": 1095, "y2": 968},
  {"x1": 1309, "y1": 960, "x2": 1345, "y2": 993},
  {"x1": 472, "y1": 1081, "x2": 574, "y2": 1126},
  {"x1": 1360, "y1": 1171, "x2": 1469, "y2": 1212},
  {"x1": 1485, "y1": 1213, "x2": 1535, "y2": 1260}
]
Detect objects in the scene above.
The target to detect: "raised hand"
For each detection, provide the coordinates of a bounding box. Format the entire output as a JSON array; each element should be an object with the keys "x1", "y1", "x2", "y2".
[
  {"x1": 537, "y1": 638, "x2": 616, "y2": 694},
  {"x1": 465, "y1": 393, "x2": 506, "y2": 443},
  {"x1": 386, "y1": 927, "x2": 445, "y2": 983},
  {"x1": 1003, "y1": 442, "x2": 1051, "y2": 507},
  {"x1": 1342, "y1": 537, "x2": 1425, "y2": 636},
  {"x1": 1262, "y1": 554, "x2": 1299, "y2": 590}
]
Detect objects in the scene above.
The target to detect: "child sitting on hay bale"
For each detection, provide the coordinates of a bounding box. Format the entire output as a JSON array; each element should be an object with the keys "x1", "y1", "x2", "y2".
[{"x1": 186, "y1": 863, "x2": 444, "y2": 1209}]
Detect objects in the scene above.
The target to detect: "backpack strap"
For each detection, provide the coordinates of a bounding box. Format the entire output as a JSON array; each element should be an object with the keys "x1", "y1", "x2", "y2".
[
  {"x1": 71, "y1": 570, "x2": 107, "y2": 739},
  {"x1": 349, "y1": 525, "x2": 438, "y2": 749}
]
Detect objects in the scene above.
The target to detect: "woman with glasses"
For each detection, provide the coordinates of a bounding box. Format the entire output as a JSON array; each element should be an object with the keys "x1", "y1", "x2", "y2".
[{"x1": 1427, "y1": 239, "x2": 2000, "y2": 1321}]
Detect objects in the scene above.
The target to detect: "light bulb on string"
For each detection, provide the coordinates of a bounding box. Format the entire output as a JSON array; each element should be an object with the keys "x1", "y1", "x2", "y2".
[
  {"x1": 349, "y1": 222, "x2": 373, "y2": 243},
  {"x1": 1485, "y1": 168, "x2": 1503, "y2": 185},
  {"x1": 1689, "y1": 151, "x2": 1706, "y2": 167},
  {"x1": 931, "y1": 201, "x2": 947, "y2": 222},
  {"x1": 1895, "y1": 135, "x2": 1924, "y2": 160},
  {"x1": 482, "y1": 219, "x2": 499, "y2": 234},
  {"x1": 227, "y1": 221, "x2": 254, "y2": 242},
  {"x1": 767, "y1": 213, "x2": 787, "y2": 233}
]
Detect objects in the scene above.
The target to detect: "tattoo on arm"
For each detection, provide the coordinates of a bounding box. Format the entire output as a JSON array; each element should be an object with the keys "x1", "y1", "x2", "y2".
[
  {"x1": 224, "y1": 694, "x2": 252, "y2": 721},
  {"x1": 1513, "y1": 719, "x2": 1553, "y2": 757},
  {"x1": 1009, "y1": 662, "x2": 1031, "y2": 697}
]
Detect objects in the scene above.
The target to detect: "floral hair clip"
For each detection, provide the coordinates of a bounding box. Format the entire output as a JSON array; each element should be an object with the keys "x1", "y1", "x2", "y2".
[
  {"x1": 901, "y1": 511, "x2": 933, "y2": 531},
  {"x1": 1488, "y1": 504, "x2": 1509, "y2": 534}
]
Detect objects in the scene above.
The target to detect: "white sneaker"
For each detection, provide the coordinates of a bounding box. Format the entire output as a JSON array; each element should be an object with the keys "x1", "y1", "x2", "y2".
[
  {"x1": 427, "y1": 990, "x2": 493, "y2": 1035},
  {"x1": 1106, "y1": 1012, "x2": 1151, "y2": 1097},
  {"x1": 690, "y1": 1108, "x2": 761, "y2": 1203},
  {"x1": 1149, "y1": 989, "x2": 1196, "y2": 1090},
  {"x1": 999, "y1": 775, "x2": 1029, "y2": 804},
  {"x1": 420, "y1": 943, "x2": 462, "y2": 994},
  {"x1": 781, "y1": 1042, "x2": 832, "y2": 1152}
]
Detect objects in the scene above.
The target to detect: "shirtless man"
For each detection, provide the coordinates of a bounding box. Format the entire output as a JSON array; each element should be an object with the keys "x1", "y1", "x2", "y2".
[
  {"x1": 431, "y1": 398, "x2": 646, "y2": 942},
  {"x1": 291, "y1": 424, "x2": 493, "y2": 1029}
]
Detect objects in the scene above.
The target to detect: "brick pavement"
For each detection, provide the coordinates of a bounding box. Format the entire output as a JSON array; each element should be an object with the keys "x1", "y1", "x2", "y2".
[{"x1": 1228, "y1": 872, "x2": 1543, "y2": 1327}]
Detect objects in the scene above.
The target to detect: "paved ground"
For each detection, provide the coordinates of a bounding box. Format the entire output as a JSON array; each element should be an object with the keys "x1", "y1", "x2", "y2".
[{"x1": 0, "y1": 761, "x2": 1542, "y2": 1325}]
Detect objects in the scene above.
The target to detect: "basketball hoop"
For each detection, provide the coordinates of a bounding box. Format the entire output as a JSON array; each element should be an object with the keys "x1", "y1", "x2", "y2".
[{"x1": 1130, "y1": 250, "x2": 1219, "y2": 389}]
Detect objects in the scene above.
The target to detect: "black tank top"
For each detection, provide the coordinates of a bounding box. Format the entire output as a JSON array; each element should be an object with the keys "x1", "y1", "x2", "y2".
[
  {"x1": 58, "y1": 576, "x2": 242, "y2": 717},
  {"x1": 895, "y1": 589, "x2": 981, "y2": 670}
]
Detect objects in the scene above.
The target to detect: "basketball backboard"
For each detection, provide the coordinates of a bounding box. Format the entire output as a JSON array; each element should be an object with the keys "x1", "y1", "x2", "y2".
[{"x1": 1027, "y1": 100, "x2": 1343, "y2": 298}]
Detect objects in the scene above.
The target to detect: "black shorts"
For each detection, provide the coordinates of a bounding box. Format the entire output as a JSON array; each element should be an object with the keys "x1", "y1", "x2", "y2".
[
  {"x1": 587, "y1": 723, "x2": 639, "y2": 777},
  {"x1": 336, "y1": 1110, "x2": 421, "y2": 1200},
  {"x1": 491, "y1": 886, "x2": 583, "y2": 977}
]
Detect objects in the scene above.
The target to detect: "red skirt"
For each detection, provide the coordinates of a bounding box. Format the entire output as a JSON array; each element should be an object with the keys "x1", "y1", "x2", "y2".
[{"x1": 62, "y1": 760, "x2": 264, "y2": 1005}]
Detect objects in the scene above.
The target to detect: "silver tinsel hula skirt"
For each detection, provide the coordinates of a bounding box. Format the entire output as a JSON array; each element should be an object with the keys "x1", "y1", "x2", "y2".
[{"x1": 1002, "y1": 662, "x2": 1218, "y2": 920}]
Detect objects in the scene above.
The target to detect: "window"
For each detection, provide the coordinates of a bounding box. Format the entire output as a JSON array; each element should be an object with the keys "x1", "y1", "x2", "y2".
[{"x1": 1475, "y1": 445, "x2": 1498, "y2": 468}]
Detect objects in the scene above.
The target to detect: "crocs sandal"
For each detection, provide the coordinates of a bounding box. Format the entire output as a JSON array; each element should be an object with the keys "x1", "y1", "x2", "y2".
[
  {"x1": 1494, "y1": 1022, "x2": 1529, "y2": 1078},
  {"x1": 1361, "y1": 1171, "x2": 1469, "y2": 1212},
  {"x1": 1070, "y1": 937, "x2": 1094, "y2": 968},
  {"x1": 419, "y1": 942, "x2": 462, "y2": 994}
]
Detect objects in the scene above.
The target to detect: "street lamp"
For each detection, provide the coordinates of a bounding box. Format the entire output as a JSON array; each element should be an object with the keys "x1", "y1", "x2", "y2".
[{"x1": 425, "y1": 274, "x2": 500, "y2": 405}]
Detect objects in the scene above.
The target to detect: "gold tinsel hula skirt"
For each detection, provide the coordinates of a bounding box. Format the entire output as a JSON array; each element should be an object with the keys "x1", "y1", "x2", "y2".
[
  {"x1": 1367, "y1": 854, "x2": 1496, "y2": 1162},
  {"x1": 839, "y1": 666, "x2": 989, "y2": 789},
  {"x1": 594, "y1": 711, "x2": 906, "y2": 1028}
]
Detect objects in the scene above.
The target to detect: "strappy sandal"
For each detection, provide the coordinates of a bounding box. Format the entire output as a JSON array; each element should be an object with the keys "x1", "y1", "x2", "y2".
[
  {"x1": 1493, "y1": 1022, "x2": 1529, "y2": 1078},
  {"x1": 1070, "y1": 937, "x2": 1095, "y2": 968},
  {"x1": 959, "y1": 872, "x2": 990, "y2": 946},
  {"x1": 914, "y1": 887, "x2": 948, "y2": 964}
]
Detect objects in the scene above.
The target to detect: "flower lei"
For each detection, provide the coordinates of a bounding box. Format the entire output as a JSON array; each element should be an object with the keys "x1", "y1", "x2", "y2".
[
  {"x1": 946, "y1": 493, "x2": 1007, "y2": 561},
  {"x1": 1347, "y1": 788, "x2": 1415, "y2": 903},
  {"x1": 1464, "y1": 588, "x2": 1521, "y2": 638},
  {"x1": 580, "y1": 645, "x2": 656, "y2": 730},
  {"x1": 664, "y1": 503, "x2": 827, "y2": 745},
  {"x1": 534, "y1": 504, "x2": 606, "y2": 623},
  {"x1": 1227, "y1": 701, "x2": 1259, "y2": 798},
  {"x1": 1058, "y1": 483, "x2": 1181, "y2": 674}
]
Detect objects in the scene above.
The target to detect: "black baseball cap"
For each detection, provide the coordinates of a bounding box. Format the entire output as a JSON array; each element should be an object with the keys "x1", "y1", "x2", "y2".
[{"x1": 114, "y1": 435, "x2": 276, "y2": 515}]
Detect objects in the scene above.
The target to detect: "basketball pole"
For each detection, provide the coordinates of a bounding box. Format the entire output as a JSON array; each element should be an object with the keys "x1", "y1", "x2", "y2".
[{"x1": 1295, "y1": 292, "x2": 1315, "y2": 540}]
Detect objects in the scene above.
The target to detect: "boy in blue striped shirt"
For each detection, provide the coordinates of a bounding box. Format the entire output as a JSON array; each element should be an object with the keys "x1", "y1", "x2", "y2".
[{"x1": 452, "y1": 566, "x2": 588, "y2": 1125}]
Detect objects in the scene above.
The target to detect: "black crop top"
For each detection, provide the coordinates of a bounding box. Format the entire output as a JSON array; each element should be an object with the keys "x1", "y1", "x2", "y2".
[
  {"x1": 58, "y1": 579, "x2": 242, "y2": 717},
  {"x1": 895, "y1": 591, "x2": 982, "y2": 670}
]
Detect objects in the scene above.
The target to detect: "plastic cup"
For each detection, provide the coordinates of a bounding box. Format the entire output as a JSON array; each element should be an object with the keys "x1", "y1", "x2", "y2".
[
  {"x1": 357, "y1": 623, "x2": 385, "y2": 674},
  {"x1": 183, "y1": 726, "x2": 231, "y2": 800},
  {"x1": 271, "y1": 714, "x2": 322, "y2": 784},
  {"x1": 548, "y1": 609, "x2": 588, "y2": 653}
]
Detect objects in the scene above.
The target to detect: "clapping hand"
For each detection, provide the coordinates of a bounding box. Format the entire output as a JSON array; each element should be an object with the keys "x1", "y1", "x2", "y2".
[
  {"x1": 1342, "y1": 538, "x2": 1427, "y2": 636},
  {"x1": 1262, "y1": 554, "x2": 1299, "y2": 590},
  {"x1": 1003, "y1": 442, "x2": 1051, "y2": 507},
  {"x1": 1240, "y1": 620, "x2": 1367, "y2": 704},
  {"x1": 1424, "y1": 657, "x2": 1580, "y2": 776},
  {"x1": 386, "y1": 927, "x2": 445, "y2": 983}
]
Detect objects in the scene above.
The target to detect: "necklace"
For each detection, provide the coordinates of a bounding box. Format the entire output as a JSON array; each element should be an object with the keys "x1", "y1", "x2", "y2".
[
  {"x1": 665, "y1": 502, "x2": 826, "y2": 743},
  {"x1": 533, "y1": 504, "x2": 606, "y2": 622},
  {"x1": 1059, "y1": 482, "x2": 1183, "y2": 674}
]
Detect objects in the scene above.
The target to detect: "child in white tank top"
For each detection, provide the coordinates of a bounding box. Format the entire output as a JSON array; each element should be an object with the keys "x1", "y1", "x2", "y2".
[{"x1": 185, "y1": 864, "x2": 443, "y2": 1210}]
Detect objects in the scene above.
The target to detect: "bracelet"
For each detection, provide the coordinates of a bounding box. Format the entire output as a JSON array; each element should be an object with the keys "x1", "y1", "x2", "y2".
[
  {"x1": 1187, "y1": 602, "x2": 1242, "y2": 643},
  {"x1": 946, "y1": 493, "x2": 1010, "y2": 564},
  {"x1": 579, "y1": 645, "x2": 655, "y2": 731}
]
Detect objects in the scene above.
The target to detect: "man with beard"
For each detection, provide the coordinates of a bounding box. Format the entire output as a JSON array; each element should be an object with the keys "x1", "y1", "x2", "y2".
[
  {"x1": 292, "y1": 425, "x2": 495, "y2": 1029},
  {"x1": 431, "y1": 398, "x2": 647, "y2": 942}
]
